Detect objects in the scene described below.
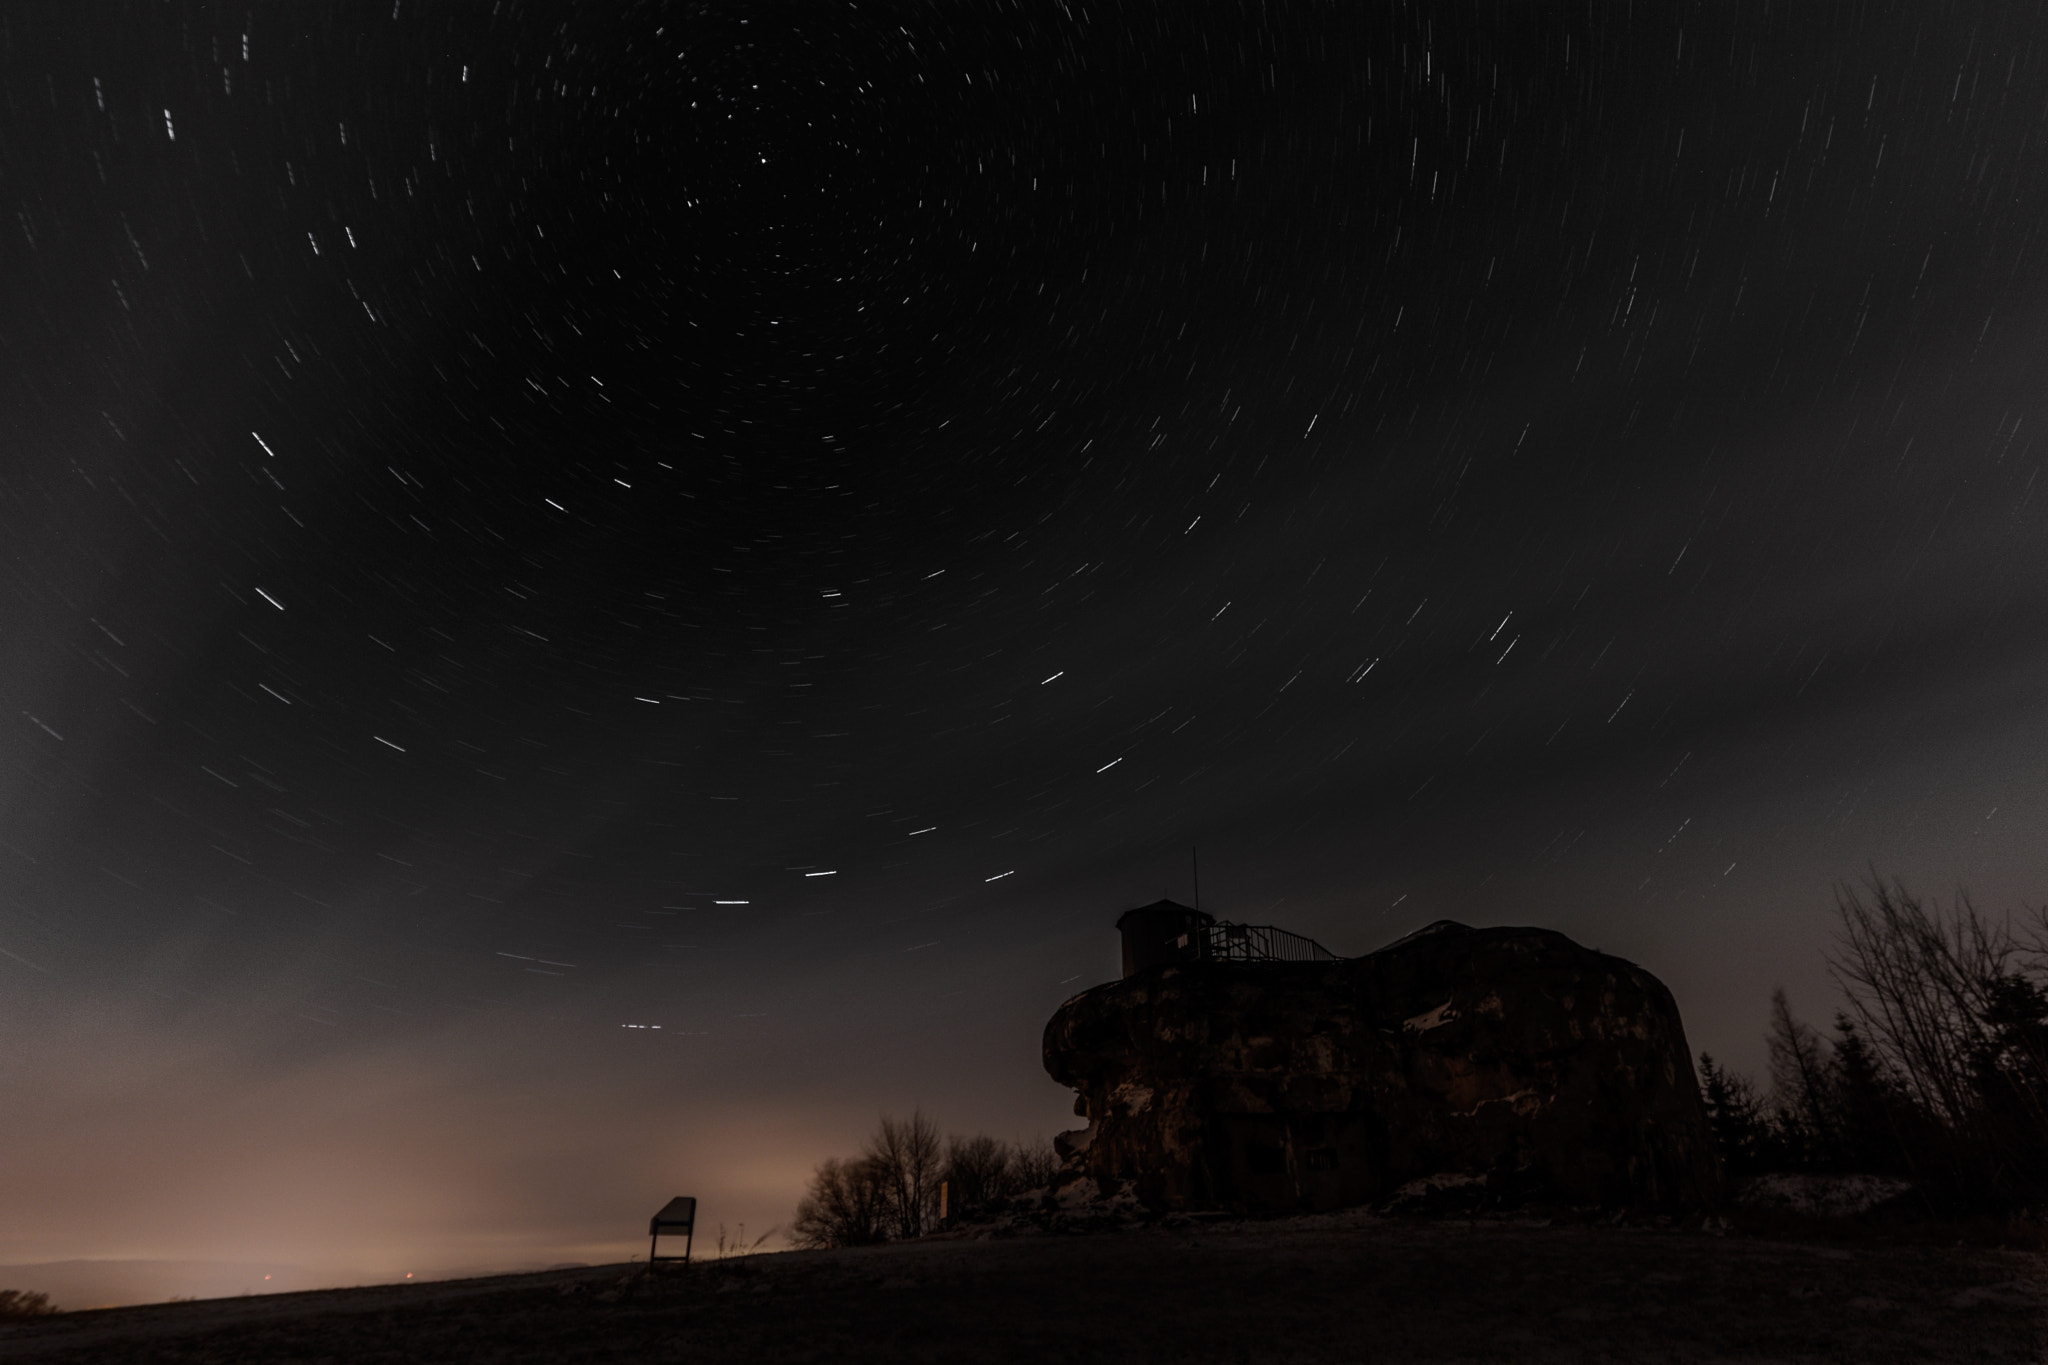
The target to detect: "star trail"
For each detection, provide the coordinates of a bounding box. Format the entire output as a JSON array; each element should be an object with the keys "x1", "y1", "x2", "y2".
[{"x1": 7, "y1": 2, "x2": 2048, "y2": 1278}]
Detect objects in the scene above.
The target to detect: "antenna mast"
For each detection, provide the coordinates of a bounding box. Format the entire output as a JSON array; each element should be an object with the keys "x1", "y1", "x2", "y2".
[{"x1": 1192, "y1": 845, "x2": 1200, "y2": 912}]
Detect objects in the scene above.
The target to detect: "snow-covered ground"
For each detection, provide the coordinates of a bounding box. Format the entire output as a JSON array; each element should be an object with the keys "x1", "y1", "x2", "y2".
[
  {"x1": 1736, "y1": 1172, "x2": 1917, "y2": 1220},
  {"x1": 3, "y1": 1212, "x2": 2041, "y2": 1363}
]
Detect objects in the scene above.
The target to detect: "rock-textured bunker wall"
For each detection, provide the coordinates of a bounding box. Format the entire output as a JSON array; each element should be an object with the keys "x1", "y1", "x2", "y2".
[{"x1": 1042, "y1": 922, "x2": 1720, "y2": 1213}]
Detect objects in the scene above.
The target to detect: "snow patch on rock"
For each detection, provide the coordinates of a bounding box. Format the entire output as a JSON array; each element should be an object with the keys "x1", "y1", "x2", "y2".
[
  {"x1": 1382, "y1": 1171, "x2": 1491, "y2": 1213},
  {"x1": 1110, "y1": 1082, "x2": 1155, "y2": 1115},
  {"x1": 1055, "y1": 1176, "x2": 1103, "y2": 1209},
  {"x1": 1454, "y1": 1087, "x2": 1541, "y2": 1118},
  {"x1": 1402, "y1": 1000, "x2": 1458, "y2": 1033}
]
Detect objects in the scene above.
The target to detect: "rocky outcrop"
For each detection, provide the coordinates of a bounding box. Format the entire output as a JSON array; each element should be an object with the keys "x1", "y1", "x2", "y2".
[{"x1": 1042, "y1": 920, "x2": 1719, "y2": 1214}]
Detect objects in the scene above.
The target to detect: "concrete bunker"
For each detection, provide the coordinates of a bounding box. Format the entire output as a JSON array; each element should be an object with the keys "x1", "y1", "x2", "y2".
[{"x1": 1045, "y1": 909, "x2": 1719, "y2": 1213}]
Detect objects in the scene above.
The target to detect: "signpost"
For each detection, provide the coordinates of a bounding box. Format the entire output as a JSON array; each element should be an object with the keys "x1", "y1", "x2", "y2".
[{"x1": 649, "y1": 1195, "x2": 697, "y2": 1265}]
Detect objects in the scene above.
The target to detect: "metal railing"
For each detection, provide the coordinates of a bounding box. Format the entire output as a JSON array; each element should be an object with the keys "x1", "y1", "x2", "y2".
[{"x1": 1200, "y1": 920, "x2": 1340, "y2": 964}]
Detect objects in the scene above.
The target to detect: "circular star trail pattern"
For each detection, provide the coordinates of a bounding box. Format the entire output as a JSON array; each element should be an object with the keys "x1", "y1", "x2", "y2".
[{"x1": 7, "y1": 2, "x2": 2048, "y2": 1272}]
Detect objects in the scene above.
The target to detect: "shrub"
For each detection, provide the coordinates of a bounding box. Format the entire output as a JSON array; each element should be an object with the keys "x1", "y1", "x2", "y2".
[
  {"x1": 0, "y1": 1289, "x2": 59, "y2": 1318},
  {"x1": 866, "y1": 1110, "x2": 943, "y2": 1240}
]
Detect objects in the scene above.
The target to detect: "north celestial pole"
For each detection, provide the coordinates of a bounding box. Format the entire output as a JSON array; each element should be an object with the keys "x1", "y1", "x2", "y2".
[{"x1": 6, "y1": 3, "x2": 2048, "y2": 1280}]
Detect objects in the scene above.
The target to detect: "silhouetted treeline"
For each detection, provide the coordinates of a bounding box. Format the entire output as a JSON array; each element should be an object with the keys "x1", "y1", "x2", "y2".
[
  {"x1": 1699, "y1": 878, "x2": 2048, "y2": 1210},
  {"x1": 791, "y1": 1112, "x2": 1059, "y2": 1249}
]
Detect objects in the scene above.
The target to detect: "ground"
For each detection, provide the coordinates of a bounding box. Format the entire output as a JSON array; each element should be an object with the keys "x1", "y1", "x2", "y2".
[{"x1": 3, "y1": 1212, "x2": 2043, "y2": 1363}]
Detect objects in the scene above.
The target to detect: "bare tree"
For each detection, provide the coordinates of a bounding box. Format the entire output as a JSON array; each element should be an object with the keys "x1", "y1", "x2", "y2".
[
  {"x1": 1765, "y1": 989, "x2": 1840, "y2": 1160},
  {"x1": 1829, "y1": 876, "x2": 2048, "y2": 1200},
  {"x1": 1005, "y1": 1134, "x2": 1061, "y2": 1194},
  {"x1": 864, "y1": 1110, "x2": 944, "y2": 1240},
  {"x1": 942, "y1": 1134, "x2": 1011, "y2": 1216},
  {"x1": 1831, "y1": 880, "x2": 1996, "y2": 1126},
  {"x1": 790, "y1": 1156, "x2": 889, "y2": 1249}
]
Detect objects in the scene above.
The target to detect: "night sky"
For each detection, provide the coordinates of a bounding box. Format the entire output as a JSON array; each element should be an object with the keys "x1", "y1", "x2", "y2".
[{"x1": 8, "y1": 2, "x2": 2048, "y2": 1281}]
